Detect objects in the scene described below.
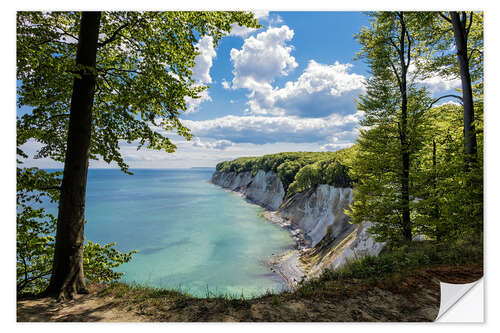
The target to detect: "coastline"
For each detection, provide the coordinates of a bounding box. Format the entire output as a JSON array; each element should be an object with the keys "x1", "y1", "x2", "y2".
[{"x1": 210, "y1": 179, "x2": 308, "y2": 289}]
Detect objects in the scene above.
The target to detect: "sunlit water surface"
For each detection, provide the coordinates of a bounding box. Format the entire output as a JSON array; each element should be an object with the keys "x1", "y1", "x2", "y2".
[{"x1": 42, "y1": 169, "x2": 295, "y2": 297}]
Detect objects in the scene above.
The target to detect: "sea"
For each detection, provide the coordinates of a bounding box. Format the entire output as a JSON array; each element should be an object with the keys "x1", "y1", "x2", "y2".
[{"x1": 40, "y1": 168, "x2": 295, "y2": 298}]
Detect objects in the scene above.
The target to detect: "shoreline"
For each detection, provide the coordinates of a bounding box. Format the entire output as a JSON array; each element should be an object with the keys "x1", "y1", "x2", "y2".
[
  {"x1": 262, "y1": 211, "x2": 308, "y2": 288},
  {"x1": 210, "y1": 180, "x2": 308, "y2": 289}
]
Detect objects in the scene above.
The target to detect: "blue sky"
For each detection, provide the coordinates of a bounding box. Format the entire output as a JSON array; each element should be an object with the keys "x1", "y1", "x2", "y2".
[{"x1": 19, "y1": 11, "x2": 462, "y2": 169}]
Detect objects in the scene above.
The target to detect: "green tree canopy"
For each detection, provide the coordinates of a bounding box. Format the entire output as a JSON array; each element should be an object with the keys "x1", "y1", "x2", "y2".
[{"x1": 17, "y1": 11, "x2": 260, "y2": 171}]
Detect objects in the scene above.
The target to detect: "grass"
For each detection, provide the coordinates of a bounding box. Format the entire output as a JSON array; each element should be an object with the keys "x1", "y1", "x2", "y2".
[
  {"x1": 95, "y1": 239, "x2": 482, "y2": 306},
  {"x1": 17, "y1": 239, "x2": 483, "y2": 322},
  {"x1": 293, "y1": 239, "x2": 483, "y2": 299}
]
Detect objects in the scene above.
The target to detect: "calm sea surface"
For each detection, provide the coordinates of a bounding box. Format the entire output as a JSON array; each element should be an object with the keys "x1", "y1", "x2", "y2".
[{"x1": 42, "y1": 169, "x2": 294, "y2": 297}]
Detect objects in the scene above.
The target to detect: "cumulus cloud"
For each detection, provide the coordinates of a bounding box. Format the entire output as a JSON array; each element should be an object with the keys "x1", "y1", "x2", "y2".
[
  {"x1": 267, "y1": 60, "x2": 366, "y2": 117},
  {"x1": 185, "y1": 36, "x2": 216, "y2": 113},
  {"x1": 228, "y1": 26, "x2": 365, "y2": 117},
  {"x1": 416, "y1": 75, "x2": 461, "y2": 93},
  {"x1": 269, "y1": 15, "x2": 284, "y2": 26},
  {"x1": 252, "y1": 10, "x2": 270, "y2": 20},
  {"x1": 320, "y1": 142, "x2": 353, "y2": 151},
  {"x1": 229, "y1": 24, "x2": 258, "y2": 38},
  {"x1": 191, "y1": 137, "x2": 234, "y2": 150},
  {"x1": 182, "y1": 112, "x2": 364, "y2": 145},
  {"x1": 408, "y1": 63, "x2": 461, "y2": 94},
  {"x1": 230, "y1": 25, "x2": 298, "y2": 92},
  {"x1": 191, "y1": 36, "x2": 216, "y2": 84}
]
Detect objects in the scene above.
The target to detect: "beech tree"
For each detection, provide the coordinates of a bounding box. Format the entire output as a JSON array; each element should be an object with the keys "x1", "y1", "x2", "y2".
[
  {"x1": 416, "y1": 11, "x2": 483, "y2": 167},
  {"x1": 349, "y1": 12, "x2": 431, "y2": 242},
  {"x1": 413, "y1": 102, "x2": 483, "y2": 242},
  {"x1": 17, "y1": 11, "x2": 260, "y2": 300},
  {"x1": 350, "y1": 11, "x2": 483, "y2": 244}
]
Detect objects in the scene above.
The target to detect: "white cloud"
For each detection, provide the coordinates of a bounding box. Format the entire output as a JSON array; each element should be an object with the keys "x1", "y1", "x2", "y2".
[
  {"x1": 182, "y1": 112, "x2": 364, "y2": 145},
  {"x1": 211, "y1": 140, "x2": 234, "y2": 150},
  {"x1": 116, "y1": 140, "x2": 342, "y2": 169},
  {"x1": 231, "y1": 58, "x2": 366, "y2": 117},
  {"x1": 269, "y1": 60, "x2": 366, "y2": 117},
  {"x1": 320, "y1": 142, "x2": 353, "y2": 151},
  {"x1": 229, "y1": 23, "x2": 258, "y2": 38},
  {"x1": 185, "y1": 89, "x2": 212, "y2": 114},
  {"x1": 221, "y1": 79, "x2": 231, "y2": 90},
  {"x1": 408, "y1": 63, "x2": 461, "y2": 94},
  {"x1": 191, "y1": 35, "x2": 216, "y2": 84},
  {"x1": 252, "y1": 10, "x2": 270, "y2": 20},
  {"x1": 228, "y1": 26, "x2": 365, "y2": 118},
  {"x1": 269, "y1": 15, "x2": 284, "y2": 26},
  {"x1": 230, "y1": 25, "x2": 298, "y2": 92},
  {"x1": 228, "y1": 11, "x2": 270, "y2": 38},
  {"x1": 191, "y1": 137, "x2": 233, "y2": 150},
  {"x1": 436, "y1": 100, "x2": 462, "y2": 107},
  {"x1": 416, "y1": 75, "x2": 461, "y2": 93},
  {"x1": 185, "y1": 36, "x2": 217, "y2": 113}
]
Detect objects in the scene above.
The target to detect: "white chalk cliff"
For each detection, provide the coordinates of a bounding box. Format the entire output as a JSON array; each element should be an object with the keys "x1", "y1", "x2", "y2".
[
  {"x1": 212, "y1": 170, "x2": 285, "y2": 210},
  {"x1": 211, "y1": 170, "x2": 385, "y2": 280}
]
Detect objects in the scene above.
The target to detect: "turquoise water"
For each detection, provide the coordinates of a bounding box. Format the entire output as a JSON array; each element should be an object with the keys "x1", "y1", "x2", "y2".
[{"x1": 42, "y1": 169, "x2": 295, "y2": 297}]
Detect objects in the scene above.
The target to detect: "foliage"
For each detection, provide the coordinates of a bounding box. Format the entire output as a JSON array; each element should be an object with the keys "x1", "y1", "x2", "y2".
[
  {"x1": 288, "y1": 158, "x2": 351, "y2": 194},
  {"x1": 17, "y1": 169, "x2": 137, "y2": 294},
  {"x1": 349, "y1": 12, "x2": 433, "y2": 241},
  {"x1": 216, "y1": 149, "x2": 354, "y2": 195},
  {"x1": 348, "y1": 12, "x2": 483, "y2": 243},
  {"x1": 16, "y1": 11, "x2": 261, "y2": 295},
  {"x1": 16, "y1": 204, "x2": 56, "y2": 294},
  {"x1": 412, "y1": 103, "x2": 483, "y2": 241},
  {"x1": 297, "y1": 239, "x2": 482, "y2": 293},
  {"x1": 17, "y1": 11, "x2": 261, "y2": 172},
  {"x1": 414, "y1": 11, "x2": 483, "y2": 90},
  {"x1": 83, "y1": 241, "x2": 136, "y2": 284}
]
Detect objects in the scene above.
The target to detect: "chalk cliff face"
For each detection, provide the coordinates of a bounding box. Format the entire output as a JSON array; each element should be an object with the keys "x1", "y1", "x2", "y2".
[
  {"x1": 211, "y1": 170, "x2": 384, "y2": 278},
  {"x1": 329, "y1": 221, "x2": 385, "y2": 270},
  {"x1": 212, "y1": 170, "x2": 285, "y2": 210},
  {"x1": 280, "y1": 185, "x2": 354, "y2": 247}
]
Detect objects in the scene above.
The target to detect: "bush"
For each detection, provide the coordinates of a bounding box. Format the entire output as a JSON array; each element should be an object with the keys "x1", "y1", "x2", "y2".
[
  {"x1": 16, "y1": 167, "x2": 136, "y2": 295},
  {"x1": 310, "y1": 239, "x2": 483, "y2": 284}
]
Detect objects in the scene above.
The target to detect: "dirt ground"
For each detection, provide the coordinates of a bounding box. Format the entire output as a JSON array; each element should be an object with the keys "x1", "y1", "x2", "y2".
[{"x1": 16, "y1": 264, "x2": 483, "y2": 322}]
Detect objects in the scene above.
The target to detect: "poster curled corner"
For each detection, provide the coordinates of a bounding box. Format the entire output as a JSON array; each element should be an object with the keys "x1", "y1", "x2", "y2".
[{"x1": 435, "y1": 278, "x2": 483, "y2": 322}]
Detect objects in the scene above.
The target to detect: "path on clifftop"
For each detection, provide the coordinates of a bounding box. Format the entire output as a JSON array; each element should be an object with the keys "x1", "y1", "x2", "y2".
[{"x1": 17, "y1": 265, "x2": 482, "y2": 322}]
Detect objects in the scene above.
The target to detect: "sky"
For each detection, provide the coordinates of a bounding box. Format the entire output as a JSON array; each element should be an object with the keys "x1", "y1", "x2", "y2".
[{"x1": 18, "y1": 11, "x2": 462, "y2": 169}]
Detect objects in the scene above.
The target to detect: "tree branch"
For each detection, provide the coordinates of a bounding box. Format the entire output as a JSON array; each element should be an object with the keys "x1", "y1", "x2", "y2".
[
  {"x1": 389, "y1": 36, "x2": 401, "y2": 54},
  {"x1": 98, "y1": 67, "x2": 144, "y2": 76},
  {"x1": 461, "y1": 12, "x2": 467, "y2": 30},
  {"x1": 465, "y1": 12, "x2": 473, "y2": 38},
  {"x1": 405, "y1": 28, "x2": 411, "y2": 70},
  {"x1": 387, "y1": 56, "x2": 403, "y2": 90},
  {"x1": 38, "y1": 186, "x2": 62, "y2": 191},
  {"x1": 97, "y1": 22, "x2": 130, "y2": 48},
  {"x1": 428, "y1": 94, "x2": 464, "y2": 109},
  {"x1": 17, "y1": 270, "x2": 52, "y2": 294},
  {"x1": 439, "y1": 12, "x2": 452, "y2": 24}
]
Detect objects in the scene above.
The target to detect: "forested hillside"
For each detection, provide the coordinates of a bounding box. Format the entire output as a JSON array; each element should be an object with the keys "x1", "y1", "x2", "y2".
[{"x1": 215, "y1": 149, "x2": 355, "y2": 196}]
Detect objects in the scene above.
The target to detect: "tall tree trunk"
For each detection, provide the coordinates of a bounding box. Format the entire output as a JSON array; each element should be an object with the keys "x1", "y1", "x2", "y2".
[
  {"x1": 450, "y1": 11, "x2": 477, "y2": 166},
  {"x1": 432, "y1": 139, "x2": 442, "y2": 241},
  {"x1": 45, "y1": 12, "x2": 101, "y2": 300},
  {"x1": 398, "y1": 13, "x2": 412, "y2": 241}
]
